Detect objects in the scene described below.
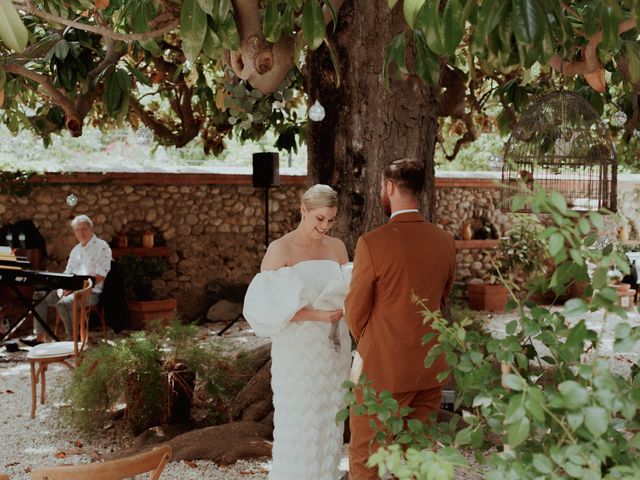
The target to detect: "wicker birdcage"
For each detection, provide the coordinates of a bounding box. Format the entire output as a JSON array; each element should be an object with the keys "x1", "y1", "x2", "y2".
[{"x1": 501, "y1": 91, "x2": 617, "y2": 212}]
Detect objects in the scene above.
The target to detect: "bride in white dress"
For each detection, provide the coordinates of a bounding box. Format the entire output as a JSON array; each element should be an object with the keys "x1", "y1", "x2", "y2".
[{"x1": 243, "y1": 184, "x2": 352, "y2": 480}]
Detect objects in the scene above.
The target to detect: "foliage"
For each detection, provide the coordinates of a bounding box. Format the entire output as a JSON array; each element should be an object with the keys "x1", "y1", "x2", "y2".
[
  {"x1": 340, "y1": 186, "x2": 640, "y2": 479},
  {"x1": 117, "y1": 254, "x2": 168, "y2": 301},
  {"x1": 0, "y1": 168, "x2": 37, "y2": 196},
  {"x1": 490, "y1": 217, "x2": 550, "y2": 291},
  {"x1": 62, "y1": 320, "x2": 253, "y2": 434},
  {"x1": 2, "y1": 1, "x2": 640, "y2": 169}
]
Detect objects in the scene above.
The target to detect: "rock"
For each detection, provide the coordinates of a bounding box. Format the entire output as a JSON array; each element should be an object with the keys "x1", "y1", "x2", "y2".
[{"x1": 206, "y1": 300, "x2": 243, "y2": 322}]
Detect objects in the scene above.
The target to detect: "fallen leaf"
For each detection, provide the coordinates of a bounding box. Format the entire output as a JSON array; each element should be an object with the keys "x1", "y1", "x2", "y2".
[
  {"x1": 5, "y1": 389, "x2": 14, "y2": 394},
  {"x1": 95, "y1": 0, "x2": 109, "y2": 9},
  {"x1": 55, "y1": 452, "x2": 67, "y2": 459},
  {"x1": 73, "y1": 440, "x2": 83, "y2": 448},
  {"x1": 4, "y1": 462, "x2": 19, "y2": 467},
  {"x1": 24, "y1": 467, "x2": 32, "y2": 473},
  {"x1": 184, "y1": 460, "x2": 197, "y2": 468}
]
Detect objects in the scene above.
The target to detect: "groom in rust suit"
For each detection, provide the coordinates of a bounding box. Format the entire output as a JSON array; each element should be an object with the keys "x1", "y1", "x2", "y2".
[{"x1": 344, "y1": 158, "x2": 456, "y2": 480}]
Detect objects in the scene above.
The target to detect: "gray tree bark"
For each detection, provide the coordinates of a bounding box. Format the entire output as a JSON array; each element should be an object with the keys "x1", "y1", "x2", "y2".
[{"x1": 307, "y1": 0, "x2": 439, "y2": 254}]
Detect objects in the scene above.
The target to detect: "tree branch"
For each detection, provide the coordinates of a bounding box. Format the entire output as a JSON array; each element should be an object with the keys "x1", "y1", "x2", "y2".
[
  {"x1": 3, "y1": 63, "x2": 83, "y2": 135},
  {"x1": 548, "y1": 18, "x2": 636, "y2": 75},
  {"x1": 22, "y1": 0, "x2": 179, "y2": 42}
]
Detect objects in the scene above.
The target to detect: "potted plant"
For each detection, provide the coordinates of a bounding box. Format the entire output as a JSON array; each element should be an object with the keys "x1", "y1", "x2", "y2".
[
  {"x1": 468, "y1": 217, "x2": 549, "y2": 311},
  {"x1": 117, "y1": 254, "x2": 178, "y2": 329},
  {"x1": 62, "y1": 321, "x2": 253, "y2": 434}
]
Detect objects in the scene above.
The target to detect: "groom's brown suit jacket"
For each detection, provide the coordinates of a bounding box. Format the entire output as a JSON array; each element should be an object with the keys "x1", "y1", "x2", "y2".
[{"x1": 345, "y1": 211, "x2": 456, "y2": 393}]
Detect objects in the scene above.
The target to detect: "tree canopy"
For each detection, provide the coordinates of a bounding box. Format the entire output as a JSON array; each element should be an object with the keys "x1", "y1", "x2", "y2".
[{"x1": 1, "y1": 0, "x2": 640, "y2": 165}]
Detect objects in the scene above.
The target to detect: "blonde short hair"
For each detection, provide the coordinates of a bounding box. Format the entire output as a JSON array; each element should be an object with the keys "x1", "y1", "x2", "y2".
[{"x1": 301, "y1": 184, "x2": 338, "y2": 211}]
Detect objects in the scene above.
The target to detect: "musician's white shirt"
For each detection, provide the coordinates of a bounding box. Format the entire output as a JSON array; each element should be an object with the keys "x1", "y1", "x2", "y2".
[{"x1": 64, "y1": 235, "x2": 112, "y2": 293}]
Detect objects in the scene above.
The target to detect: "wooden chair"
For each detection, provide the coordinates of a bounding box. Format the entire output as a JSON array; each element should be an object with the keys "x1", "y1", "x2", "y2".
[
  {"x1": 30, "y1": 444, "x2": 172, "y2": 480},
  {"x1": 27, "y1": 280, "x2": 93, "y2": 418},
  {"x1": 55, "y1": 302, "x2": 107, "y2": 339}
]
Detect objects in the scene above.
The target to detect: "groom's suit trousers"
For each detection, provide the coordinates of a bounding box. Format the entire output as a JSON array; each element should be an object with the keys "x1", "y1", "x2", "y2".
[{"x1": 348, "y1": 387, "x2": 442, "y2": 480}]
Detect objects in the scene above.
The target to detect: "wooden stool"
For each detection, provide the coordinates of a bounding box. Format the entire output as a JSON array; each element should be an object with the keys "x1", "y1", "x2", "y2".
[{"x1": 55, "y1": 304, "x2": 106, "y2": 338}]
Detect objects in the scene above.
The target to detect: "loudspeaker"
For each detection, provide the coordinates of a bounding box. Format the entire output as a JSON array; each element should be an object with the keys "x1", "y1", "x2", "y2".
[{"x1": 252, "y1": 152, "x2": 280, "y2": 188}]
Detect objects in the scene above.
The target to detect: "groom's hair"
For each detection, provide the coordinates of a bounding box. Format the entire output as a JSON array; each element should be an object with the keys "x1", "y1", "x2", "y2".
[{"x1": 383, "y1": 158, "x2": 424, "y2": 197}]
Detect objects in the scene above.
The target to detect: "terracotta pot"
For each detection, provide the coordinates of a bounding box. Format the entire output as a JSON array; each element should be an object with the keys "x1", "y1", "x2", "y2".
[
  {"x1": 467, "y1": 283, "x2": 509, "y2": 311},
  {"x1": 127, "y1": 298, "x2": 177, "y2": 329}
]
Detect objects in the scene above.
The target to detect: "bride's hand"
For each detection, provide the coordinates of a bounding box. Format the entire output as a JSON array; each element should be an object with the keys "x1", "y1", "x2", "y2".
[{"x1": 292, "y1": 308, "x2": 343, "y2": 323}]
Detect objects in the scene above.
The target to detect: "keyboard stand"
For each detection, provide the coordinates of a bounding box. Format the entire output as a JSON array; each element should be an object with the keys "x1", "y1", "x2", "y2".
[{"x1": 0, "y1": 286, "x2": 59, "y2": 343}]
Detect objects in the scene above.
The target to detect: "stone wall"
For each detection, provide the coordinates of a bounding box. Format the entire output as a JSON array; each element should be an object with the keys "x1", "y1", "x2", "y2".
[
  {"x1": 1, "y1": 172, "x2": 639, "y2": 319},
  {"x1": 0, "y1": 173, "x2": 305, "y2": 320}
]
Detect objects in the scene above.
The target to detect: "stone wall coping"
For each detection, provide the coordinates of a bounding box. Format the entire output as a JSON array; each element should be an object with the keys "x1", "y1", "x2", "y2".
[{"x1": 26, "y1": 170, "x2": 640, "y2": 188}]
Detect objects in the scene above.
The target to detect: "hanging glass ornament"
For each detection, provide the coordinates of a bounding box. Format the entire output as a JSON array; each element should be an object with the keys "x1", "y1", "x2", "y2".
[
  {"x1": 136, "y1": 126, "x2": 154, "y2": 145},
  {"x1": 488, "y1": 154, "x2": 503, "y2": 171},
  {"x1": 611, "y1": 110, "x2": 627, "y2": 127},
  {"x1": 66, "y1": 193, "x2": 78, "y2": 207},
  {"x1": 308, "y1": 100, "x2": 326, "y2": 122}
]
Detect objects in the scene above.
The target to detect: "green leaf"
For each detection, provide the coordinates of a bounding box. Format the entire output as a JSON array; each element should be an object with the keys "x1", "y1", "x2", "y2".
[
  {"x1": 472, "y1": 393, "x2": 492, "y2": 408},
  {"x1": 414, "y1": 30, "x2": 439, "y2": 86},
  {"x1": 503, "y1": 373, "x2": 525, "y2": 391},
  {"x1": 565, "y1": 298, "x2": 587, "y2": 316},
  {"x1": 454, "y1": 427, "x2": 473, "y2": 446},
  {"x1": 421, "y1": 0, "x2": 445, "y2": 55},
  {"x1": 578, "y1": 218, "x2": 591, "y2": 235},
  {"x1": 476, "y1": 0, "x2": 510, "y2": 36},
  {"x1": 323, "y1": 38, "x2": 341, "y2": 87},
  {"x1": 126, "y1": 64, "x2": 152, "y2": 87},
  {"x1": 584, "y1": 406, "x2": 608, "y2": 438},
  {"x1": 180, "y1": 0, "x2": 208, "y2": 63},
  {"x1": 549, "y1": 233, "x2": 565, "y2": 257},
  {"x1": 324, "y1": 0, "x2": 338, "y2": 31},
  {"x1": 601, "y1": 4, "x2": 620, "y2": 50},
  {"x1": 389, "y1": 0, "x2": 400, "y2": 8},
  {"x1": 532, "y1": 453, "x2": 554, "y2": 474},
  {"x1": 507, "y1": 416, "x2": 530, "y2": 447},
  {"x1": 383, "y1": 32, "x2": 408, "y2": 87},
  {"x1": 629, "y1": 433, "x2": 640, "y2": 449},
  {"x1": 0, "y1": 0, "x2": 29, "y2": 52},
  {"x1": 403, "y1": 0, "x2": 426, "y2": 29},
  {"x1": 512, "y1": 0, "x2": 546, "y2": 46},
  {"x1": 217, "y1": 0, "x2": 232, "y2": 22},
  {"x1": 592, "y1": 267, "x2": 608, "y2": 290},
  {"x1": 589, "y1": 211, "x2": 604, "y2": 231},
  {"x1": 511, "y1": 195, "x2": 526, "y2": 212},
  {"x1": 302, "y1": 0, "x2": 326, "y2": 51},
  {"x1": 558, "y1": 381, "x2": 589, "y2": 409},
  {"x1": 627, "y1": 42, "x2": 640, "y2": 84},
  {"x1": 196, "y1": 0, "x2": 213, "y2": 15},
  {"x1": 54, "y1": 40, "x2": 70, "y2": 61},
  {"x1": 138, "y1": 38, "x2": 164, "y2": 57},
  {"x1": 263, "y1": 0, "x2": 282, "y2": 43},
  {"x1": 335, "y1": 408, "x2": 349, "y2": 423},
  {"x1": 441, "y1": 0, "x2": 464, "y2": 55},
  {"x1": 550, "y1": 191, "x2": 567, "y2": 214}
]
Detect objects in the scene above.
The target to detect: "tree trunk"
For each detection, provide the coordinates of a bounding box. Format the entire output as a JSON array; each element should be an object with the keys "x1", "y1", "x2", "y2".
[{"x1": 307, "y1": 0, "x2": 439, "y2": 253}]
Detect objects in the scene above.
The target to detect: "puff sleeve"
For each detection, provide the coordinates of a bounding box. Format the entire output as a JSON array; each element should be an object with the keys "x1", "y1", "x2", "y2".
[{"x1": 243, "y1": 268, "x2": 312, "y2": 337}]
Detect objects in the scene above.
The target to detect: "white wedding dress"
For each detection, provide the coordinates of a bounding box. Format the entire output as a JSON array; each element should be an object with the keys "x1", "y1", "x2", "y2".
[{"x1": 243, "y1": 260, "x2": 352, "y2": 480}]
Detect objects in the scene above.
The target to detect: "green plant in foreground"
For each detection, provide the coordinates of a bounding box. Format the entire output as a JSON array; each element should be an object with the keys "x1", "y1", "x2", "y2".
[
  {"x1": 340, "y1": 186, "x2": 640, "y2": 479},
  {"x1": 62, "y1": 320, "x2": 252, "y2": 435}
]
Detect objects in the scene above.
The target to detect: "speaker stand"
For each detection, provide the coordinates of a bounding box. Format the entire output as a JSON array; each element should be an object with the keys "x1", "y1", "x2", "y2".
[{"x1": 264, "y1": 186, "x2": 270, "y2": 247}]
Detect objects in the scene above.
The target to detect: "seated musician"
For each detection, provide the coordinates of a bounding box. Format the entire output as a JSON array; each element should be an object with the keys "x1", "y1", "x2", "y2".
[{"x1": 33, "y1": 215, "x2": 112, "y2": 342}]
